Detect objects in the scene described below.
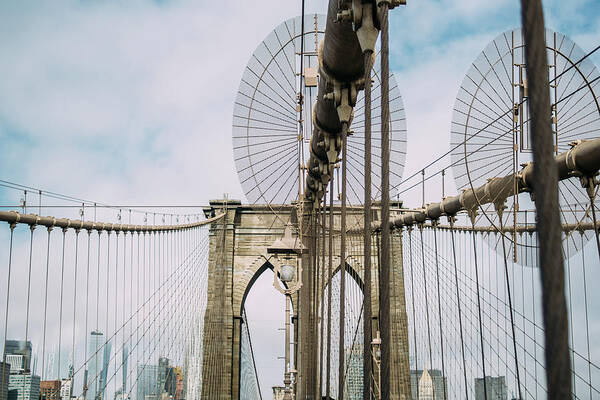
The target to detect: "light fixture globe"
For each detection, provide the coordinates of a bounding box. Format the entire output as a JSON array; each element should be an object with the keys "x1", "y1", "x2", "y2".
[{"x1": 279, "y1": 264, "x2": 295, "y2": 283}]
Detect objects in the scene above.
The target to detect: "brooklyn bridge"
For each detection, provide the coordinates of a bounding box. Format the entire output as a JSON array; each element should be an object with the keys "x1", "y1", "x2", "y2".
[{"x1": 0, "y1": 1, "x2": 599, "y2": 399}]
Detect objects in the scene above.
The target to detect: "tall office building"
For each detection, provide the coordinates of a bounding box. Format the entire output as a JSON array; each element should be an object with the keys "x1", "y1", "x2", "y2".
[
  {"x1": 419, "y1": 370, "x2": 434, "y2": 400},
  {"x1": 60, "y1": 366, "x2": 74, "y2": 400},
  {"x1": 4, "y1": 342, "x2": 32, "y2": 373},
  {"x1": 156, "y1": 358, "x2": 169, "y2": 397},
  {"x1": 1, "y1": 362, "x2": 10, "y2": 400},
  {"x1": 136, "y1": 365, "x2": 159, "y2": 400},
  {"x1": 122, "y1": 348, "x2": 129, "y2": 395},
  {"x1": 411, "y1": 370, "x2": 447, "y2": 400},
  {"x1": 475, "y1": 376, "x2": 507, "y2": 400},
  {"x1": 87, "y1": 332, "x2": 112, "y2": 400},
  {"x1": 7, "y1": 373, "x2": 40, "y2": 400}
]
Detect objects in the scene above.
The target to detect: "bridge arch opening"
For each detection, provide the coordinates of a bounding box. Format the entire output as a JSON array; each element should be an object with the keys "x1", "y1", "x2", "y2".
[
  {"x1": 320, "y1": 261, "x2": 365, "y2": 400},
  {"x1": 240, "y1": 261, "x2": 295, "y2": 400}
]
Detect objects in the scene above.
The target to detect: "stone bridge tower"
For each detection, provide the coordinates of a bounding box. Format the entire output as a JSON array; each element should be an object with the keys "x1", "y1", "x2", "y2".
[{"x1": 199, "y1": 200, "x2": 410, "y2": 399}]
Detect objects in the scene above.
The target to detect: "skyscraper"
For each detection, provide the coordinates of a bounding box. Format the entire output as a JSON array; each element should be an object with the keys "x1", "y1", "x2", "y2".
[
  {"x1": 418, "y1": 370, "x2": 434, "y2": 400},
  {"x1": 87, "y1": 332, "x2": 111, "y2": 400},
  {"x1": 156, "y1": 358, "x2": 169, "y2": 397},
  {"x1": 475, "y1": 376, "x2": 507, "y2": 400},
  {"x1": 411, "y1": 370, "x2": 447, "y2": 400},
  {"x1": 122, "y1": 348, "x2": 129, "y2": 395},
  {"x1": 4, "y1": 342, "x2": 32, "y2": 373},
  {"x1": 1, "y1": 362, "x2": 10, "y2": 400},
  {"x1": 136, "y1": 365, "x2": 159, "y2": 400},
  {"x1": 7, "y1": 373, "x2": 40, "y2": 400},
  {"x1": 60, "y1": 365, "x2": 74, "y2": 400}
]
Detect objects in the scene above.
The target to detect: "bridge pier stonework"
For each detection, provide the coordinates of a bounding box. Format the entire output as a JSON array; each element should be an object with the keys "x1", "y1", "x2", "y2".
[{"x1": 199, "y1": 200, "x2": 410, "y2": 399}]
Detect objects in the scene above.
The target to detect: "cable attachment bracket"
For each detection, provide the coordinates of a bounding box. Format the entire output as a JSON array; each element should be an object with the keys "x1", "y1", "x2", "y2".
[{"x1": 355, "y1": 1, "x2": 379, "y2": 53}]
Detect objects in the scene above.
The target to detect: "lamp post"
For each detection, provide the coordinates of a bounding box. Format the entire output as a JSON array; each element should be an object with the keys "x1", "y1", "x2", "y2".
[
  {"x1": 372, "y1": 331, "x2": 382, "y2": 400},
  {"x1": 268, "y1": 223, "x2": 305, "y2": 400}
]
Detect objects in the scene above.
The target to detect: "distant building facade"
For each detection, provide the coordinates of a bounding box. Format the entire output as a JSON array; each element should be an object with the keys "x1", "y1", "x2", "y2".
[
  {"x1": 475, "y1": 376, "x2": 507, "y2": 400},
  {"x1": 40, "y1": 380, "x2": 61, "y2": 400},
  {"x1": 60, "y1": 365, "x2": 74, "y2": 400},
  {"x1": 7, "y1": 373, "x2": 40, "y2": 400},
  {"x1": 136, "y1": 365, "x2": 159, "y2": 400},
  {"x1": 1, "y1": 362, "x2": 10, "y2": 400},
  {"x1": 4, "y1": 341, "x2": 32, "y2": 374},
  {"x1": 411, "y1": 369, "x2": 447, "y2": 400},
  {"x1": 344, "y1": 347, "x2": 363, "y2": 400},
  {"x1": 87, "y1": 331, "x2": 112, "y2": 400},
  {"x1": 60, "y1": 379, "x2": 72, "y2": 400}
]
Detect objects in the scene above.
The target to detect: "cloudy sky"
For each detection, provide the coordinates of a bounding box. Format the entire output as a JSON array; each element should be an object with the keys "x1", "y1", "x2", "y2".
[{"x1": 1, "y1": 0, "x2": 599, "y2": 398}]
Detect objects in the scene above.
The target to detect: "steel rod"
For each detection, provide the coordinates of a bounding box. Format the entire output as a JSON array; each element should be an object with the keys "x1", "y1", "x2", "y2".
[{"x1": 379, "y1": 2, "x2": 391, "y2": 398}]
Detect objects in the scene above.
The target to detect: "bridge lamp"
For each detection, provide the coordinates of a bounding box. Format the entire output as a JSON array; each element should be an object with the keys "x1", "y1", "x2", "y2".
[
  {"x1": 279, "y1": 264, "x2": 295, "y2": 283},
  {"x1": 372, "y1": 331, "x2": 382, "y2": 399},
  {"x1": 268, "y1": 222, "x2": 305, "y2": 295}
]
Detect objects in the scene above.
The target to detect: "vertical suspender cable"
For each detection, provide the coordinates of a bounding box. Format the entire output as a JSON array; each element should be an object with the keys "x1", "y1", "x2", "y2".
[
  {"x1": 379, "y1": 2, "x2": 391, "y2": 398},
  {"x1": 498, "y1": 219, "x2": 523, "y2": 399},
  {"x1": 519, "y1": 1, "x2": 571, "y2": 397},
  {"x1": 580, "y1": 234, "x2": 592, "y2": 398},
  {"x1": 432, "y1": 226, "x2": 447, "y2": 400},
  {"x1": 319, "y1": 201, "x2": 326, "y2": 398},
  {"x1": 449, "y1": 225, "x2": 469, "y2": 399},
  {"x1": 1, "y1": 224, "x2": 15, "y2": 398},
  {"x1": 58, "y1": 228, "x2": 67, "y2": 380},
  {"x1": 71, "y1": 229, "x2": 80, "y2": 385},
  {"x1": 24, "y1": 226, "x2": 35, "y2": 356},
  {"x1": 42, "y1": 227, "x2": 52, "y2": 380},
  {"x1": 84, "y1": 230, "x2": 91, "y2": 399},
  {"x1": 363, "y1": 49, "x2": 373, "y2": 400},
  {"x1": 338, "y1": 121, "x2": 348, "y2": 400},
  {"x1": 470, "y1": 228, "x2": 488, "y2": 400},
  {"x1": 326, "y1": 173, "x2": 334, "y2": 399},
  {"x1": 418, "y1": 226, "x2": 433, "y2": 368},
  {"x1": 407, "y1": 229, "x2": 418, "y2": 398}
]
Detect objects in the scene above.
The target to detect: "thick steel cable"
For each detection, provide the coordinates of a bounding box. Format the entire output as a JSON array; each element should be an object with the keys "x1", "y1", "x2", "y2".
[
  {"x1": 362, "y1": 49, "x2": 373, "y2": 400},
  {"x1": 326, "y1": 172, "x2": 334, "y2": 400},
  {"x1": 379, "y1": 2, "x2": 391, "y2": 398},
  {"x1": 338, "y1": 121, "x2": 348, "y2": 400},
  {"x1": 520, "y1": 1, "x2": 572, "y2": 397}
]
